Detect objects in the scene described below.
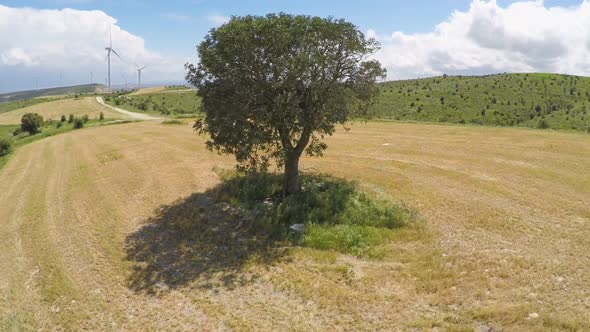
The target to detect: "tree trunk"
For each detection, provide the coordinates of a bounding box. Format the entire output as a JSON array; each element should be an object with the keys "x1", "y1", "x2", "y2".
[{"x1": 283, "y1": 152, "x2": 301, "y2": 196}]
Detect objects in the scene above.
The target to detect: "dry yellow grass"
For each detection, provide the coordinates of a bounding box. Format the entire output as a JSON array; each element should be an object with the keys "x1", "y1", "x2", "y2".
[
  {"x1": 128, "y1": 87, "x2": 167, "y2": 95},
  {"x1": 0, "y1": 121, "x2": 589, "y2": 330},
  {"x1": 0, "y1": 97, "x2": 124, "y2": 124}
]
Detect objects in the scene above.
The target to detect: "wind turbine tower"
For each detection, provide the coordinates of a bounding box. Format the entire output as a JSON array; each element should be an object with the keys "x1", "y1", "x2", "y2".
[
  {"x1": 104, "y1": 27, "x2": 123, "y2": 92},
  {"x1": 135, "y1": 63, "x2": 149, "y2": 90}
]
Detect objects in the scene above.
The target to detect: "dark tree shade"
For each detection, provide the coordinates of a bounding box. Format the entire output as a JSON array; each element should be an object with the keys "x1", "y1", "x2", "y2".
[{"x1": 186, "y1": 13, "x2": 385, "y2": 195}]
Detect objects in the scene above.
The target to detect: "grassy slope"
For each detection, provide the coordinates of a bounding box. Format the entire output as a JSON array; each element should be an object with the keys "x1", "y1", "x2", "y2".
[
  {"x1": 104, "y1": 90, "x2": 200, "y2": 116},
  {"x1": 0, "y1": 121, "x2": 588, "y2": 330},
  {"x1": 377, "y1": 73, "x2": 590, "y2": 131},
  {"x1": 0, "y1": 119, "x2": 123, "y2": 169},
  {"x1": 0, "y1": 97, "x2": 123, "y2": 125},
  {"x1": 0, "y1": 84, "x2": 102, "y2": 103},
  {"x1": 0, "y1": 98, "x2": 61, "y2": 114}
]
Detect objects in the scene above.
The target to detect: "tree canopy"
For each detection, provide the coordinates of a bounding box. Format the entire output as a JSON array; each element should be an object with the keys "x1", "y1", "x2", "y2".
[
  {"x1": 20, "y1": 113, "x2": 44, "y2": 135},
  {"x1": 186, "y1": 13, "x2": 385, "y2": 195}
]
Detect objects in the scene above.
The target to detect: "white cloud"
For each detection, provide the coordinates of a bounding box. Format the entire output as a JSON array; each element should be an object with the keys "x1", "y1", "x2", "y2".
[
  {"x1": 208, "y1": 14, "x2": 229, "y2": 26},
  {"x1": 370, "y1": 0, "x2": 590, "y2": 80},
  {"x1": 0, "y1": 5, "x2": 186, "y2": 91}
]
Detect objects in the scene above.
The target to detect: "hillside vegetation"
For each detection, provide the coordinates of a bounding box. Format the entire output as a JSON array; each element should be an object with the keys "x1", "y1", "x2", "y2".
[
  {"x1": 105, "y1": 90, "x2": 200, "y2": 116},
  {"x1": 0, "y1": 84, "x2": 102, "y2": 103},
  {"x1": 377, "y1": 73, "x2": 590, "y2": 131}
]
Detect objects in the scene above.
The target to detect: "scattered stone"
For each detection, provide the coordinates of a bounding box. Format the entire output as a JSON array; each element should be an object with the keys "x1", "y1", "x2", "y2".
[
  {"x1": 527, "y1": 312, "x2": 540, "y2": 320},
  {"x1": 474, "y1": 323, "x2": 492, "y2": 332},
  {"x1": 289, "y1": 223, "x2": 305, "y2": 233},
  {"x1": 263, "y1": 198, "x2": 274, "y2": 206},
  {"x1": 315, "y1": 182, "x2": 328, "y2": 191},
  {"x1": 382, "y1": 143, "x2": 390, "y2": 146}
]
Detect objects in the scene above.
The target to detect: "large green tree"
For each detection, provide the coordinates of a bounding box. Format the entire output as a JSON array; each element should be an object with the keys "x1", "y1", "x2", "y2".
[{"x1": 186, "y1": 13, "x2": 385, "y2": 196}]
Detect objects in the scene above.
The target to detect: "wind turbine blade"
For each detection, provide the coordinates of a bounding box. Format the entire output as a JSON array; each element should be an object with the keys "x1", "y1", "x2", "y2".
[
  {"x1": 109, "y1": 25, "x2": 112, "y2": 48},
  {"x1": 111, "y1": 49, "x2": 125, "y2": 62},
  {"x1": 141, "y1": 64, "x2": 149, "y2": 70},
  {"x1": 104, "y1": 52, "x2": 109, "y2": 62}
]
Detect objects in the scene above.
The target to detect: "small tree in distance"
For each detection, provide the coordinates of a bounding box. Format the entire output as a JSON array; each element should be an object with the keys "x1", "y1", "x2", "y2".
[
  {"x1": 186, "y1": 13, "x2": 385, "y2": 196},
  {"x1": 20, "y1": 113, "x2": 44, "y2": 135}
]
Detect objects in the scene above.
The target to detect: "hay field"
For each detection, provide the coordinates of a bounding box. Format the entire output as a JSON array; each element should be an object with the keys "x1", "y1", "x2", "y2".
[
  {"x1": 0, "y1": 97, "x2": 124, "y2": 124},
  {"x1": 0, "y1": 121, "x2": 588, "y2": 330}
]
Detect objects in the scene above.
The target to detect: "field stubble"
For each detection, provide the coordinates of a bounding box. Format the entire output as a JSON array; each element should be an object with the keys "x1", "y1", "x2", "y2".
[{"x1": 0, "y1": 121, "x2": 589, "y2": 330}]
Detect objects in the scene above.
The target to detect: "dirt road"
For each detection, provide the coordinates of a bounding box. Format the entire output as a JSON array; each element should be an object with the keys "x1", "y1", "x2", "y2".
[{"x1": 96, "y1": 97, "x2": 162, "y2": 120}]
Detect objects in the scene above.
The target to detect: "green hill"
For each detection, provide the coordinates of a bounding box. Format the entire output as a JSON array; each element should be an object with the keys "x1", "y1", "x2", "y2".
[
  {"x1": 0, "y1": 84, "x2": 103, "y2": 103},
  {"x1": 376, "y1": 73, "x2": 590, "y2": 131},
  {"x1": 105, "y1": 89, "x2": 201, "y2": 116}
]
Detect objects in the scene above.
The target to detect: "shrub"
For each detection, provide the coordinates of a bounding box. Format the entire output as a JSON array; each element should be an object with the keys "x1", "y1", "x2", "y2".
[
  {"x1": 60, "y1": 115, "x2": 66, "y2": 122},
  {"x1": 56, "y1": 121, "x2": 62, "y2": 128},
  {"x1": 12, "y1": 128, "x2": 23, "y2": 136},
  {"x1": 0, "y1": 138, "x2": 12, "y2": 157},
  {"x1": 99, "y1": 112, "x2": 104, "y2": 121},
  {"x1": 82, "y1": 114, "x2": 89, "y2": 123},
  {"x1": 68, "y1": 114, "x2": 75, "y2": 123},
  {"x1": 538, "y1": 119, "x2": 550, "y2": 129},
  {"x1": 73, "y1": 118, "x2": 84, "y2": 129},
  {"x1": 20, "y1": 113, "x2": 44, "y2": 135}
]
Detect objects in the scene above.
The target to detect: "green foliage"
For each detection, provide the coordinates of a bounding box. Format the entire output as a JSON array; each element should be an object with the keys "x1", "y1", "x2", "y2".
[
  {"x1": 56, "y1": 121, "x2": 62, "y2": 128},
  {"x1": 82, "y1": 114, "x2": 89, "y2": 123},
  {"x1": 0, "y1": 138, "x2": 12, "y2": 157},
  {"x1": 187, "y1": 13, "x2": 385, "y2": 195},
  {"x1": 60, "y1": 114, "x2": 66, "y2": 122},
  {"x1": 68, "y1": 114, "x2": 74, "y2": 123},
  {"x1": 215, "y1": 172, "x2": 415, "y2": 255},
  {"x1": 99, "y1": 112, "x2": 104, "y2": 121},
  {"x1": 73, "y1": 118, "x2": 84, "y2": 129},
  {"x1": 302, "y1": 224, "x2": 382, "y2": 256},
  {"x1": 20, "y1": 113, "x2": 44, "y2": 135},
  {"x1": 376, "y1": 73, "x2": 590, "y2": 131},
  {"x1": 538, "y1": 119, "x2": 550, "y2": 129}
]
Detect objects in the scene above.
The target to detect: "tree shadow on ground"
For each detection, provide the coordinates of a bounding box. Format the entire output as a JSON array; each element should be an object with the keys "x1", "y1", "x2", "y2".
[{"x1": 124, "y1": 182, "x2": 287, "y2": 294}]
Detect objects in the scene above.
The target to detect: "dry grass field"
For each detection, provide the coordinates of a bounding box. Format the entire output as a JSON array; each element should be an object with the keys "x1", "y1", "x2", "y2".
[
  {"x1": 0, "y1": 97, "x2": 124, "y2": 124},
  {"x1": 0, "y1": 120, "x2": 589, "y2": 330}
]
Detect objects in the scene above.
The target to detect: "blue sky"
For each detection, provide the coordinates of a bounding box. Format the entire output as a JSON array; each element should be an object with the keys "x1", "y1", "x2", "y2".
[{"x1": 1, "y1": 0, "x2": 590, "y2": 92}]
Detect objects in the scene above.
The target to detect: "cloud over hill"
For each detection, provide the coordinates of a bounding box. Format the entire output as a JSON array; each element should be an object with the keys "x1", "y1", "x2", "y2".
[{"x1": 370, "y1": 0, "x2": 590, "y2": 80}]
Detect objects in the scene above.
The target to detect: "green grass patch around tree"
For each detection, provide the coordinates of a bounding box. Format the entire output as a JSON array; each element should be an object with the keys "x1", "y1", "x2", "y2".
[{"x1": 214, "y1": 170, "x2": 417, "y2": 256}]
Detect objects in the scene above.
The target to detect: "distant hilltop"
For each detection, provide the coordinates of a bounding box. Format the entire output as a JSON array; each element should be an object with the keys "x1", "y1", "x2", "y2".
[{"x1": 0, "y1": 84, "x2": 104, "y2": 103}]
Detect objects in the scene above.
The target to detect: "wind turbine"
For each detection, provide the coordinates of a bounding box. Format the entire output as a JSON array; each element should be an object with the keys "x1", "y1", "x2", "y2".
[
  {"x1": 135, "y1": 63, "x2": 149, "y2": 90},
  {"x1": 104, "y1": 27, "x2": 124, "y2": 92},
  {"x1": 120, "y1": 73, "x2": 129, "y2": 90}
]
